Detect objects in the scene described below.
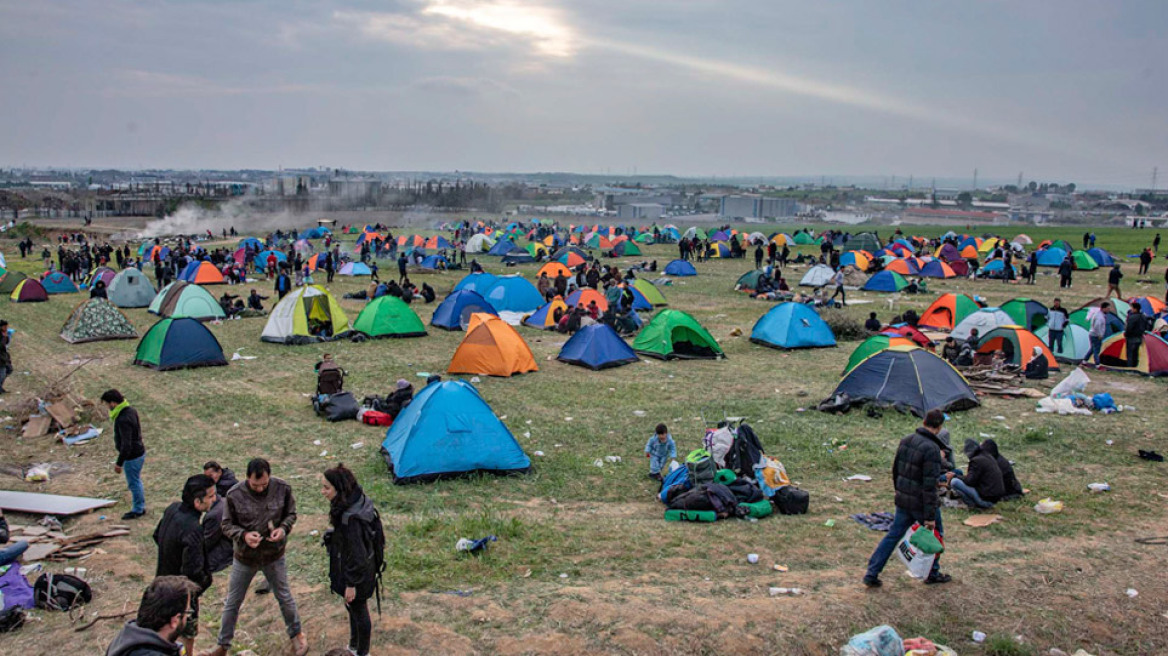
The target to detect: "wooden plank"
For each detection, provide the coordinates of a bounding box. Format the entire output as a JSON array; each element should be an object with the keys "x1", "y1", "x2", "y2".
[
  {"x1": 0, "y1": 490, "x2": 116, "y2": 515},
  {"x1": 22, "y1": 542, "x2": 61, "y2": 562},
  {"x1": 22, "y1": 416, "x2": 52, "y2": 438}
]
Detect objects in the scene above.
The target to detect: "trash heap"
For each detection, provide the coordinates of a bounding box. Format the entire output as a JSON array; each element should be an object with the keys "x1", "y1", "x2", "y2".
[{"x1": 1035, "y1": 367, "x2": 1134, "y2": 416}]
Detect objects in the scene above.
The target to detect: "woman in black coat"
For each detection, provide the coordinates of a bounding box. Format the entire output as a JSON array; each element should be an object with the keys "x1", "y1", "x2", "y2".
[{"x1": 321, "y1": 464, "x2": 380, "y2": 656}]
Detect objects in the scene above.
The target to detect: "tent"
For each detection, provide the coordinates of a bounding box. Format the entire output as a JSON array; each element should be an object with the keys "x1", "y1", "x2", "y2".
[
  {"x1": 133, "y1": 318, "x2": 227, "y2": 371},
  {"x1": 793, "y1": 232, "x2": 816, "y2": 245},
  {"x1": 612, "y1": 240, "x2": 641, "y2": 256},
  {"x1": 750, "y1": 303, "x2": 836, "y2": 350},
  {"x1": 353, "y1": 296, "x2": 427, "y2": 338},
  {"x1": 1000, "y1": 298, "x2": 1049, "y2": 331},
  {"x1": 523, "y1": 296, "x2": 569, "y2": 330},
  {"x1": 1036, "y1": 248, "x2": 1068, "y2": 267},
  {"x1": 483, "y1": 276, "x2": 544, "y2": 313},
  {"x1": 1128, "y1": 296, "x2": 1167, "y2": 316},
  {"x1": 149, "y1": 281, "x2": 224, "y2": 321},
  {"x1": 464, "y1": 234, "x2": 495, "y2": 253},
  {"x1": 380, "y1": 380, "x2": 531, "y2": 484},
  {"x1": 565, "y1": 288, "x2": 608, "y2": 312},
  {"x1": 537, "y1": 262, "x2": 571, "y2": 279},
  {"x1": 881, "y1": 324, "x2": 932, "y2": 348},
  {"x1": 664, "y1": 259, "x2": 697, "y2": 276},
  {"x1": 419, "y1": 255, "x2": 450, "y2": 270},
  {"x1": 488, "y1": 239, "x2": 521, "y2": 256},
  {"x1": 862, "y1": 270, "x2": 908, "y2": 292},
  {"x1": 1070, "y1": 250, "x2": 1099, "y2": 270},
  {"x1": 41, "y1": 272, "x2": 78, "y2": 294},
  {"x1": 848, "y1": 233, "x2": 882, "y2": 253},
  {"x1": 254, "y1": 250, "x2": 287, "y2": 272},
  {"x1": 501, "y1": 252, "x2": 536, "y2": 265},
  {"x1": 303, "y1": 227, "x2": 330, "y2": 239},
  {"x1": 179, "y1": 261, "x2": 226, "y2": 285},
  {"x1": 0, "y1": 271, "x2": 27, "y2": 296},
  {"x1": 238, "y1": 237, "x2": 264, "y2": 251},
  {"x1": 736, "y1": 270, "x2": 769, "y2": 290},
  {"x1": 951, "y1": 307, "x2": 1015, "y2": 341},
  {"x1": 1099, "y1": 332, "x2": 1168, "y2": 375},
  {"x1": 431, "y1": 289, "x2": 498, "y2": 330},
  {"x1": 107, "y1": 268, "x2": 156, "y2": 308},
  {"x1": 977, "y1": 326, "x2": 1059, "y2": 370},
  {"x1": 799, "y1": 264, "x2": 835, "y2": 287},
  {"x1": 557, "y1": 324, "x2": 639, "y2": 370},
  {"x1": 884, "y1": 259, "x2": 919, "y2": 276},
  {"x1": 1034, "y1": 324, "x2": 1091, "y2": 362},
  {"x1": 827, "y1": 346, "x2": 979, "y2": 416},
  {"x1": 633, "y1": 309, "x2": 724, "y2": 360},
  {"x1": 1086, "y1": 248, "x2": 1115, "y2": 267},
  {"x1": 839, "y1": 251, "x2": 871, "y2": 270},
  {"x1": 526, "y1": 243, "x2": 548, "y2": 258},
  {"x1": 918, "y1": 260, "x2": 956, "y2": 279},
  {"x1": 10, "y1": 279, "x2": 48, "y2": 303},
  {"x1": 1069, "y1": 298, "x2": 1130, "y2": 333},
  {"x1": 843, "y1": 335, "x2": 917, "y2": 375},
  {"x1": 338, "y1": 261, "x2": 372, "y2": 276},
  {"x1": 261, "y1": 285, "x2": 350, "y2": 344},
  {"x1": 959, "y1": 245, "x2": 980, "y2": 259},
  {"x1": 60, "y1": 298, "x2": 137, "y2": 344},
  {"x1": 1011, "y1": 234, "x2": 1033, "y2": 245},
  {"x1": 936, "y1": 243, "x2": 962, "y2": 263},
  {"x1": 87, "y1": 267, "x2": 117, "y2": 289},
  {"x1": 631, "y1": 279, "x2": 667, "y2": 306},
  {"x1": 448, "y1": 313, "x2": 538, "y2": 377},
  {"x1": 453, "y1": 272, "x2": 498, "y2": 295}
]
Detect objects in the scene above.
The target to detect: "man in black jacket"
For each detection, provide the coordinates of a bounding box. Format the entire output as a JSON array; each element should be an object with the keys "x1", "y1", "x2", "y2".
[
  {"x1": 201, "y1": 462, "x2": 238, "y2": 574},
  {"x1": 103, "y1": 389, "x2": 146, "y2": 520},
  {"x1": 946, "y1": 439, "x2": 1005, "y2": 509},
  {"x1": 863, "y1": 409, "x2": 951, "y2": 587},
  {"x1": 1125, "y1": 308, "x2": 1150, "y2": 368},
  {"x1": 106, "y1": 576, "x2": 201, "y2": 656},
  {"x1": 153, "y1": 475, "x2": 217, "y2": 656}
]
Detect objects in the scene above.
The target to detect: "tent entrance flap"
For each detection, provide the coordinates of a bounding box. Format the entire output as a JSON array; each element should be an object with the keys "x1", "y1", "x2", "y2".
[{"x1": 671, "y1": 327, "x2": 718, "y2": 358}]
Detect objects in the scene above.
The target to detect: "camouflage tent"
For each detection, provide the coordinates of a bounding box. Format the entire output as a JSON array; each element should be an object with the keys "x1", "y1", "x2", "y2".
[{"x1": 60, "y1": 298, "x2": 138, "y2": 344}]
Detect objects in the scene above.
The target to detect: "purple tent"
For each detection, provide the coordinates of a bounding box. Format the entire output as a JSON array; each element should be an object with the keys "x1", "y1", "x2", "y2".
[{"x1": 938, "y1": 243, "x2": 962, "y2": 263}]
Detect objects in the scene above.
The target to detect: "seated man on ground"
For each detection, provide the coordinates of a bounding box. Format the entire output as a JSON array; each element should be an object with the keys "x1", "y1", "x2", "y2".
[
  {"x1": 945, "y1": 439, "x2": 1005, "y2": 509},
  {"x1": 981, "y1": 439, "x2": 1023, "y2": 501}
]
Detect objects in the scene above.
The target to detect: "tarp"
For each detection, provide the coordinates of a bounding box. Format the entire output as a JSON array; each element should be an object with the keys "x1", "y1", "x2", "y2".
[
  {"x1": 260, "y1": 285, "x2": 350, "y2": 344},
  {"x1": 951, "y1": 307, "x2": 1015, "y2": 341},
  {"x1": 633, "y1": 309, "x2": 723, "y2": 360},
  {"x1": 431, "y1": 289, "x2": 499, "y2": 330},
  {"x1": 448, "y1": 313, "x2": 538, "y2": 377},
  {"x1": 60, "y1": 298, "x2": 137, "y2": 344},
  {"x1": 107, "y1": 268, "x2": 156, "y2": 308},
  {"x1": 557, "y1": 324, "x2": 639, "y2": 369},
  {"x1": 353, "y1": 296, "x2": 427, "y2": 338},
  {"x1": 134, "y1": 317, "x2": 227, "y2": 370},
  {"x1": 380, "y1": 380, "x2": 531, "y2": 484},
  {"x1": 149, "y1": 281, "x2": 224, "y2": 321},
  {"x1": 664, "y1": 259, "x2": 697, "y2": 276},
  {"x1": 828, "y1": 346, "x2": 979, "y2": 416},
  {"x1": 750, "y1": 303, "x2": 836, "y2": 349}
]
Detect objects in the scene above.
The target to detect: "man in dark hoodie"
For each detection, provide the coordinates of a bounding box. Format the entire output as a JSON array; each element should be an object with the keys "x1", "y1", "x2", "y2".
[
  {"x1": 153, "y1": 475, "x2": 217, "y2": 656},
  {"x1": 981, "y1": 439, "x2": 1023, "y2": 501},
  {"x1": 105, "y1": 576, "x2": 201, "y2": 656},
  {"x1": 863, "y1": 409, "x2": 951, "y2": 587},
  {"x1": 203, "y1": 458, "x2": 306, "y2": 656},
  {"x1": 201, "y1": 462, "x2": 238, "y2": 575},
  {"x1": 103, "y1": 389, "x2": 146, "y2": 520},
  {"x1": 946, "y1": 439, "x2": 1005, "y2": 509}
]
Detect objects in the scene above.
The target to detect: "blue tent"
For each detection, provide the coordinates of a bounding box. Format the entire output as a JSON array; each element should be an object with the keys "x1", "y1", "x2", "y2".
[
  {"x1": 381, "y1": 380, "x2": 532, "y2": 484},
  {"x1": 862, "y1": 270, "x2": 908, "y2": 292},
  {"x1": 133, "y1": 317, "x2": 228, "y2": 371},
  {"x1": 431, "y1": 290, "x2": 498, "y2": 330},
  {"x1": 431, "y1": 236, "x2": 453, "y2": 250},
  {"x1": 483, "y1": 276, "x2": 544, "y2": 312},
  {"x1": 980, "y1": 259, "x2": 1017, "y2": 274},
  {"x1": 750, "y1": 302, "x2": 837, "y2": 349},
  {"x1": 303, "y1": 227, "x2": 330, "y2": 239},
  {"x1": 664, "y1": 259, "x2": 697, "y2": 276},
  {"x1": 1086, "y1": 248, "x2": 1115, "y2": 267},
  {"x1": 625, "y1": 285, "x2": 653, "y2": 311},
  {"x1": 557, "y1": 324, "x2": 640, "y2": 370},
  {"x1": 488, "y1": 239, "x2": 521, "y2": 256},
  {"x1": 238, "y1": 237, "x2": 264, "y2": 251},
  {"x1": 254, "y1": 250, "x2": 287, "y2": 272},
  {"x1": 1036, "y1": 247, "x2": 1068, "y2": 267},
  {"x1": 41, "y1": 272, "x2": 78, "y2": 294},
  {"x1": 339, "y1": 261, "x2": 372, "y2": 276},
  {"x1": 453, "y1": 272, "x2": 498, "y2": 294},
  {"x1": 919, "y1": 260, "x2": 952, "y2": 278},
  {"x1": 420, "y1": 255, "x2": 450, "y2": 269}
]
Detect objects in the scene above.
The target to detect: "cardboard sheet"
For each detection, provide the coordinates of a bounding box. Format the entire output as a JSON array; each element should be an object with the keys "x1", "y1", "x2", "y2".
[{"x1": 0, "y1": 490, "x2": 115, "y2": 515}]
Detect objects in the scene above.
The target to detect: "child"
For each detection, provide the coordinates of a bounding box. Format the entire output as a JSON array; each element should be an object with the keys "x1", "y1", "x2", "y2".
[{"x1": 644, "y1": 423, "x2": 676, "y2": 481}]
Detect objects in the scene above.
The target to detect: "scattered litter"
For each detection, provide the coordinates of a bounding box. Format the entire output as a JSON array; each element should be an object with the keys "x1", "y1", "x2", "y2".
[
  {"x1": 1087, "y1": 483, "x2": 1111, "y2": 492},
  {"x1": 526, "y1": 419, "x2": 533, "y2": 424},
  {"x1": 415, "y1": 372, "x2": 431, "y2": 378},
  {"x1": 992, "y1": 415, "x2": 1006, "y2": 420},
  {"x1": 846, "y1": 474, "x2": 872, "y2": 482},
  {"x1": 559, "y1": 573, "x2": 568, "y2": 579},
  {"x1": 772, "y1": 564, "x2": 788, "y2": 572},
  {"x1": 533, "y1": 451, "x2": 544, "y2": 457},
  {"x1": 231, "y1": 351, "x2": 257, "y2": 361},
  {"x1": 746, "y1": 553, "x2": 759, "y2": 564},
  {"x1": 768, "y1": 587, "x2": 803, "y2": 596},
  {"x1": 564, "y1": 417, "x2": 573, "y2": 422},
  {"x1": 309, "y1": 530, "x2": 319, "y2": 537},
  {"x1": 1106, "y1": 440, "x2": 1114, "y2": 446},
  {"x1": 633, "y1": 410, "x2": 646, "y2": 417},
  {"x1": 456, "y1": 535, "x2": 497, "y2": 554},
  {"x1": 1034, "y1": 498, "x2": 1064, "y2": 514},
  {"x1": 319, "y1": 450, "x2": 328, "y2": 457},
  {"x1": 1126, "y1": 588, "x2": 1138, "y2": 598},
  {"x1": 823, "y1": 519, "x2": 836, "y2": 527},
  {"x1": 604, "y1": 455, "x2": 622, "y2": 463},
  {"x1": 350, "y1": 442, "x2": 364, "y2": 449},
  {"x1": 500, "y1": 415, "x2": 507, "y2": 420},
  {"x1": 470, "y1": 377, "x2": 481, "y2": 383},
  {"x1": 972, "y1": 630, "x2": 987, "y2": 643},
  {"x1": 979, "y1": 432, "x2": 994, "y2": 438},
  {"x1": 851, "y1": 512, "x2": 894, "y2": 531},
  {"x1": 963, "y1": 514, "x2": 1003, "y2": 528},
  {"x1": 59, "y1": 425, "x2": 102, "y2": 445},
  {"x1": 593, "y1": 459, "x2": 604, "y2": 468},
  {"x1": 430, "y1": 589, "x2": 474, "y2": 597},
  {"x1": 841, "y1": 626, "x2": 902, "y2": 656},
  {"x1": 313, "y1": 440, "x2": 321, "y2": 446},
  {"x1": 795, "y1": 407, "x2": 805, "y2": 412},
  {"x1": 24, "y1": 464, "x2": 51, "y2": 482}
]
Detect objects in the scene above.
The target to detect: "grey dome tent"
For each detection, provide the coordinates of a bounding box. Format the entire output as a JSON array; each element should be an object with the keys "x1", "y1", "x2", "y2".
[
  {"x1": 107, "y1": 268, "x2": 156, "y2": 308},
  {"x1": 799, "y1": 264, "x2": 835, "y2": 287}
]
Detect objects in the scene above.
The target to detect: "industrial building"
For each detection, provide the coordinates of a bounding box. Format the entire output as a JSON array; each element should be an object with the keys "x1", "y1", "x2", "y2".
[{"x1": 718, "y1": 195, "x2": 797, "y2": 219}]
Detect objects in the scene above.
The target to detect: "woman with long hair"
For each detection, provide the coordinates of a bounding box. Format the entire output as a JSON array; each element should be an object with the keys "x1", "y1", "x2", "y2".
[{"x1": 321, "y1": 464, "x2": 381, "y2": 656}]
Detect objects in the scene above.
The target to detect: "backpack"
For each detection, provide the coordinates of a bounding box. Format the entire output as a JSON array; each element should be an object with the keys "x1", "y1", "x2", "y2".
[
  {"x1": 658, "y1": 465, "x2": 690, "y2": 503},
  {"x1": 685, "y1": 449, "x2": 715, "y2": 488},
  {"x1": 726, "y1": 478, "x2": 764, "y2": 504},
  {"x1": 321, "y1": 392, "x2": 359, "y2": 422},
  {"x1": 351, "y1": 507, "x2": 386, "y2": 614},
  {"x1": 774, "y1": 486, "x2": 810, "y2": 515},
  {"x1": 725, "y1": 423, "x2": 765, "y2": 479},
  {"x1": 666, "y1": 487, "x2": 714, "y2": 511},
  {"x1": 33, "y1": 573, "x2": 91, "y2": 611}
]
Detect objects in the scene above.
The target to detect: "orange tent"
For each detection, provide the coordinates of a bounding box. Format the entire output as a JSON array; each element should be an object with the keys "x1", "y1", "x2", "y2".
[
  {"x1": 959, "y1": 245, "x2": 979, "y2": 258},
  {"x1": 611, "y1": 235, "x2": 628, "y2": 245},
  {"x1": 186, "y1": 261, "x2": 225, "y2": 285},
  {"x1": 977, "y1": 326, "x2": 1059, "y2": 371},
  {"x1": 885, "y1": 259, "x2": 916, "y2": 275},
  {"x1": 560, "y1": 252, "x2": 586, "y2": 268},
  {"x1": 448, "y1": 313, "x2": 538, "y2": 377},
  {"x1": 306, "y1": 253, "x2": 321, "y2": 271},
  {"x1": 566, "y1": 288, "x2": 608, "y2": 312},
  {"x1": 538, "y1": 262, "x2": 571, "y2": 279}
]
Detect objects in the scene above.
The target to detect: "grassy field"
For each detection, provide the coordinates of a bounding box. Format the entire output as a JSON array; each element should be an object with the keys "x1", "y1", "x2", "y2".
[{"x1": 2, "y1": 219, "x2": 1167, "y2": 655}]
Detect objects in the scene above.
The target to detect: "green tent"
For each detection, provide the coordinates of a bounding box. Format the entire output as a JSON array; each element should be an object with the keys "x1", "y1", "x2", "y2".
[
  {"x1": 736, "y1": 270, "x2": 769, "y2": 290},
  {"x1": 1050, "y1": 239, "x2": 1073, "y2": 253},
  {"x1": 1070, "y1": 250, "x2": 1099, "y2": 270},
  {"x1": 353, "y1": 296, "x2": 427, "y2": 338},
  {"x1": 634, "y1": 233, "x2": 654, "y2": 243},
  {"x1": 844, "y1": 336, "x2": 919, "y2": 375},
  {"x1": 585, "y1": 233, "x2": 605, "y2": 248},
  {"x1": 60, "y1": 298, "x2": 138, "y2": 344},
  {"x1": 633, "y1": 309, "x2": 723, "y2": 359},
  {"x1": 148, "y1": 281, "x2": 225, "y2": 321},
  {"x1": 134, "y1": 317, "x2": 227, "y2": 370},
  {"x1": 615, "y1": 240, "x2": 641, "y2": 256},
  {"x1": 793, "y1": 232, "x2": 815, "y2": 245},
  {"x1": 1069, "y1": 299, "x2": 1131, "y2": 331},
  {"x1": 526, "y1": 243, "x2": 548, "y2": 258},
  {"x1": 631, "y1": 279, "x2": 667, "y2": 306},
  {"x1": 1000, "y1": 298, "x2": 1049, "y2": 331},
  {"x1": 0, "y1": 271, "x2": 27, "y2": 295}
]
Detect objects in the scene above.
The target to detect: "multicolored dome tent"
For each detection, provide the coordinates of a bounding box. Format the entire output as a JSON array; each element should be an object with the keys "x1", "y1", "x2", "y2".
[
  {"x1": 134, "y1": 317, "x2": 227, "y2": 371},
  {"x1": 149, "y1": 281, "x2": 225, "y2": 321}
]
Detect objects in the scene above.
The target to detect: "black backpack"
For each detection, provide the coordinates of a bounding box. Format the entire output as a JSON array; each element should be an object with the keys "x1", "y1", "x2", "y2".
[
  {"x1": 321, "y1": 392, "x2": 359, "y2": 422},
  {"x1": 725, "y1": 423, "x2": 765, "y2": 479},
  {"x1": 0, "y1": 607, "x2": 23, "y2": 633},
  {"x1": 353, "y1": 507, "x2": 387, "y2": 614},
  {"x1": 774, "y1": 486, "x2": 810, "y2": 515},
  {"x1": 33, "y1": 573, "x2": 92, "y2": 611}
]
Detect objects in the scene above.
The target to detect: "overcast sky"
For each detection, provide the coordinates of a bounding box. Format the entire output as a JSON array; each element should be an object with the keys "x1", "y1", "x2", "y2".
[{"x1": 1, "y1": 0, "x2": 1165, "y2": 187}]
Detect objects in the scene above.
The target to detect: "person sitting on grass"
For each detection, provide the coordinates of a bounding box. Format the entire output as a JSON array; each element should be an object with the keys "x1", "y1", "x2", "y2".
[
  {"x1": 945, "y1": 439, "x2": 1005, "y2": 509},
  {"x1": 941, "y1": 336, "x2": 961, "y2": 363},
  {"x1": 645, "y1": 423, "x2": 677, "y2": 482},
  {"x1": 980, "y1": 439, "x2": 1023, "y2": 501},
  {"x1": 864, "y1": 312, "x2": 882, "y2": 332},
  {"x1": 383, "y1": 379, "x2": 414, "y2": 418},
  {"x1": 1024, "y1": 345, "x2": 1049, "y2": 380}
]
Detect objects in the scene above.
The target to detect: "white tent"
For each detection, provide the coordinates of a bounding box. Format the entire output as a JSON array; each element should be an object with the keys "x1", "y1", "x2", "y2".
[
  {"x1": 261, "y1": 285, "x2": 350, "y2": 344},
  {"x1": 950, "y1": 307, "x2": 1015, "y2": 341},
  {"x1": 464, "y1": 234, "x2": 495, "y2": 253},
  {"x1": 747, "y1": 232, "x2": 767, "y2": 245},
  {"x1": 107, "y1": 268, "x2": 156, "y2": 308},
  {"x1": 799, "y1": 264, "x2": 835, "y2": 287}
]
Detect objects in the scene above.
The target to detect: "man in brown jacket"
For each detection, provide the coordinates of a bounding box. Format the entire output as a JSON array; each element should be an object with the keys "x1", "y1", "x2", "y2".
[{"x1": 200, "y1": 458, "x2": 307, "y2": 656}]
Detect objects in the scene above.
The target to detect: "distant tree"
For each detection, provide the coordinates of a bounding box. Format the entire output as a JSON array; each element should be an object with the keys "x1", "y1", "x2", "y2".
[
  {"x1": 1066, "y1": 183, "x2": 1076, "y2": 193},
  {"x1": 956, "y1": 192, "x2": 973, "y2": 208},
  {"x1": 1004, "y1": 185, "x2": 1019, "y2": 193},
  {"x1": 1136, "y1": 204, "x2": 1147, "y2": 216},
  {"x1": 1028, "y1": 181, "x2": 1038, "y2": 192}
]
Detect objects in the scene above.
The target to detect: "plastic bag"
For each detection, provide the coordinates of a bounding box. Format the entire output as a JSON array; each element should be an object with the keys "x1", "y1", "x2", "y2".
[
  {"x1": 839, "y1": 625, "x2": 903, "y2": 656},
  {"x1": 1091, "y1": 393, "x2": 1116, "y2": 411},
  {"x1": 1034, "y1": 498, "x2": 1064, "y2": 514},
  {"x1": 1050, "y1": 367, "x2": 1090, "y2": 397},
  {"x1": 895, "y1": 523, "x2": 942, "y2": 579},
  {"x1": 24, "y1": 465, "x2": 50, "y2": 483}
]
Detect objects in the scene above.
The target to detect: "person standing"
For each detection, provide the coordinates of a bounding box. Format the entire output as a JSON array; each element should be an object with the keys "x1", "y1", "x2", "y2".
[
  {"x1": 1124, "y1": 308, "x2": 1149, "y2": 368},
  {"x1": 1155, "y1": 233, "x2": 1162, "y2": 254},
  {"x1": 753, "y1": 244, "x2": 763, "y2": 269},
  {"x1": 1089, "y1": 302, "x2": 1112, "y2": 367},
  {"x1": 201, "y1": 462, "x2": 239, "y2": 574},
  {"x1": 1106, "y1": 264, "x2": 1123, "y2": 299},
  {"x1": 153, "y1": 475, "x2": 217, "y2": 656},
  {"x1": 1058, "y1": 256, "x2": 1073, "y2": 289},
  {"x1": 1047, "y1": 298, "x2": 1069, "y2": 353},
  {"x1": 1139, "y1": 248, "x2": 1152, "y2": 275},
  {"x1": 0, "y1": 320, "x2": 12, "y2": 395},
  {"x1": 397, "y1": 252, "x2": 408, "y2": 283},
  {"x1": 202, "y1": 458, "x2": 306, "y2": 656},
  {"x1": 103, "y1": 389, "x2": 146, "y2": 520},
  {"x1": 321, "y1": 464, "x2": 383, "y2": 656},
  {"x1": 105, "y1": 576, "x2": 202, "y2": 656},
  {"x1": 863, "y1": 409, "x2": 951, "y2": 587},
  {"x1": 828, "y1": 268, "x2": 846, "y2": 306}
]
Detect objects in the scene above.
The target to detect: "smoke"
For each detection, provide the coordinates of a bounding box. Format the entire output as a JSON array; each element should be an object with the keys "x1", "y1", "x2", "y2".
[{"x1": 138, "y1": 199, "x2": 302, "y2": 239}]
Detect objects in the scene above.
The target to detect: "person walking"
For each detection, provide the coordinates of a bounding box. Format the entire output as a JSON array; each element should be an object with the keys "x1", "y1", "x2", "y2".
[
  {"x1": 1139, "y1": 248, "x2": 1152, "y2": 275},
  {"x1": 1089, "y1": 302, "x2": 1112, "y2": 367},
  {"x1": 153, "y1": 475, "x2": 217, "y2": 656},
  {"x1": 863, "y1": 409, "x2": 951, "y2": 587},
  {"x1": 1106, "y1": 264, "x2": 1123, "y2": 299},
  {"x1": 321, "y1": 464, "x2": 383, "y2": 656},
  {"x1": 1155, "y1": 233, "x2": 1162, "y2": 254},
  {"x1": 1058, "y1": 256, "x2": 1073, "y2": 289},
  {"x1": 202, "y1": 458, "x2": 306, "y2": 656},
  {"x1": 103, "y1": 389, "x2": 146, "y2": 520}
]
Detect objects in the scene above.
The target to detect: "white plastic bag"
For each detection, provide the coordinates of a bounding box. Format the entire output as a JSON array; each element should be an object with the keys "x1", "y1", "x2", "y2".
[
  {"x1": 1034, "y1": 497, "x2": 1064, "y2": 514},
  {"x1": 895, "y1": 523, "x2": 938, "y2": 579},
  {"x1": 1051, "y1": 367, "x2": 1090, "y2": 398}
]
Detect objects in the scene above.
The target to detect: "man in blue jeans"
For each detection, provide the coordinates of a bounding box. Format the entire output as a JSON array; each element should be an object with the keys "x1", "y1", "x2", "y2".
[
  {"x1": 863, "y1": 409, "x2": 951, "y2": 587},
  {"x1": 102, "y1": 389, "x2": 146, "y2": 520},
  {"x1": 1088, "y1": 302, "x2": 1112, "y2": 366}
]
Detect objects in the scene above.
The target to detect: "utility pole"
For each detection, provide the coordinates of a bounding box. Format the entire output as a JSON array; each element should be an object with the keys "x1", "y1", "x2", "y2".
[
  {"x1": 909, "y1": 175, "x2": 913, "y2": 190},
  {"x1": 1153, "y1": 166, "x2": 1158, "y2": 191},
  {"x1": 973, "y1": 168, "x2": 978, "y2": 190},
  {"x1": 1017, "y1": 171, "x2": 1023, "y2": 188}
]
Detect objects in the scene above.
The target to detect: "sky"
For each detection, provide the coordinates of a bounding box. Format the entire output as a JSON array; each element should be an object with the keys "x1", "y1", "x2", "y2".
[{"x1": 1, "y1": 0, "x2": 1165, "y2": 187}]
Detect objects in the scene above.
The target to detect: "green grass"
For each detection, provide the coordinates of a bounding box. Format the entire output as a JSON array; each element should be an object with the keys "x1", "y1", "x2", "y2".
[{"x1": 2, "y1": 219, "x2": 1167, "y2": 655}]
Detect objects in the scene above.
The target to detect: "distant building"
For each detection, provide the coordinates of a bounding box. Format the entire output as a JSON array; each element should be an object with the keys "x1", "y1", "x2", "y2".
[
  {"x1": 718, "y1": 195, "x2": 797, "y2": 219},
  {"x1": 618, "y1": 203, "x2": 664, "y2": 220},
  {"x1": 900, "y1": 208, "x2": 1005, "y2": 225}
]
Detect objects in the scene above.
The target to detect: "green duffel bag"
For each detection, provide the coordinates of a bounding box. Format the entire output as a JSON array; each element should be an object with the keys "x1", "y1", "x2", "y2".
[
  {"x1": 664, "y1": 509, "x2": 718, "y2": 523},
  {"x1": 714, "y1": 469, "x2": 737, "y2": 485},
  {"x1": 742, "y1": 500, "x2": 773, "y2": 519}
]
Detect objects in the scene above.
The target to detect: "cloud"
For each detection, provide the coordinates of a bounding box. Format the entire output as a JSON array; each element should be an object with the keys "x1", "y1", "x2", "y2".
[
  {"x1": 409, "y1": 75, "x2": 519, "y2": 97},
  {"x1": 106, "y1": 69, "x2": 324, "y2": 98}
]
